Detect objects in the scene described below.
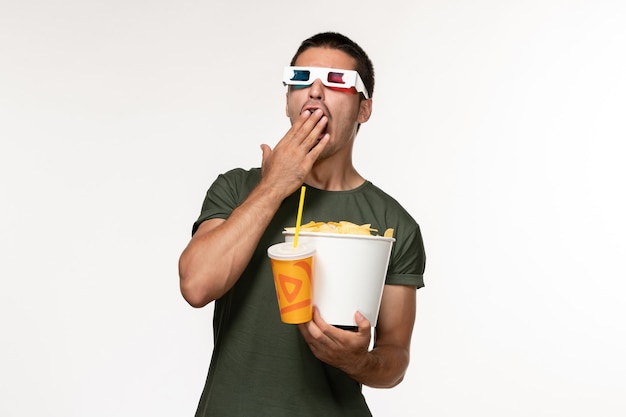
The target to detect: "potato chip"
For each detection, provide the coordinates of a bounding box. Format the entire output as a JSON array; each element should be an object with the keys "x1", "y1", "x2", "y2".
[{"x1": 285, "y1": 221, "x2": 393, "y2": 237}]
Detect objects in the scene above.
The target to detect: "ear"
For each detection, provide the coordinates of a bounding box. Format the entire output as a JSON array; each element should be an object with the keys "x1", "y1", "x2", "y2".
[
  {"x1": 357, "y1": 98, "x2": 372, "y2": 124},
  {"x1": 285, "y1": 91, "x2": 289, "y2": 117}
]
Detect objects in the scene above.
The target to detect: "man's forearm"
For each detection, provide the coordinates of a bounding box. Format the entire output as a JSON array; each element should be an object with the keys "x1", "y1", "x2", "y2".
[
  {"x1": 342, "y1": 344, "x2": 410, "y2": 388},
  {"x1": 179, "y1": 181, "x2": 286, "y2": 307}
]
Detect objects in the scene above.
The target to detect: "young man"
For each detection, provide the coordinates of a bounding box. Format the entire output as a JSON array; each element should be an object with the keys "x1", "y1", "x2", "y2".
[{"x1": 179, "y1": 32, "x2": 426, "y2": 416}]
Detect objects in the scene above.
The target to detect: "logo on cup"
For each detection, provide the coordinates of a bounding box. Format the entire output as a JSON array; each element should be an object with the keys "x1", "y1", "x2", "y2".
[{"x1": 277, "y1": 260, "x2": 312, "y2": 314}]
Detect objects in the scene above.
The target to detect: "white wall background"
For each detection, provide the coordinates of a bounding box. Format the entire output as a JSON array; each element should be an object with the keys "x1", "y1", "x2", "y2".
[{"x1": 1, "y1": 1, "x2": 625, "y2": 416}]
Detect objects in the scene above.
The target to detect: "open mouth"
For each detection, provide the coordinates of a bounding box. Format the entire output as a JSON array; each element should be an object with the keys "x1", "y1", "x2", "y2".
[{"x1": 303, "y1": 108, "x2": 320, "y2": 116}]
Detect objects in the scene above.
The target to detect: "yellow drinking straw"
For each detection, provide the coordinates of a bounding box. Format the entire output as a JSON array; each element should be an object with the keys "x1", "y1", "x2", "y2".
[{"x1": 293, "y1": 185, "x2": 306, "y2": 248}]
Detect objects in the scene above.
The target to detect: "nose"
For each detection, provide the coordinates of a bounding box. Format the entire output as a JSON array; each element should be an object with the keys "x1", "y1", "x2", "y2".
[{"x1": 308, "y1": 78, "x2": 325, "y2": 100}]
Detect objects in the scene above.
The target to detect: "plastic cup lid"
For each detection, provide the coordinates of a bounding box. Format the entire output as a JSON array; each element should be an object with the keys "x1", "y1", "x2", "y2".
[{"x1": 267, "y1": 242, "x2": 315, "y2": 260}]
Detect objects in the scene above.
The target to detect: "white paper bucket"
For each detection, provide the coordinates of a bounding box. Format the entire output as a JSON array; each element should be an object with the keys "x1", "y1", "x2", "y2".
[{"x1": 283, "y1": 231, "x2": 395, "y2": 327}]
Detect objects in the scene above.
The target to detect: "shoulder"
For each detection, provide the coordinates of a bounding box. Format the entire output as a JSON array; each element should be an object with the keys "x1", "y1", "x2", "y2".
[
  {"x1": 192, "y1": 168, "x2": 262, "y2": 235},
  {"x1": 361, "y1": 181, "x2": 424, "y2": 260},
  {"x1": 210, "y1": 167, "x2": 261, "y2": 193},
  {"x1": 362, "y1": 182, "x2": 401, "y2": 204},
  {"x1": 217, "y1": 167, "x2": 261, "y2": 183},
  {"x1": 362, "y1": 182, "x2": 416, "y2": 222}
]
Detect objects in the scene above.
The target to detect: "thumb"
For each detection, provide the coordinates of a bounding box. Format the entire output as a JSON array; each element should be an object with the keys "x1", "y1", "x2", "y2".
[
  {"x1": 260, "y1": 143, "x2": 273, "y2": 165},
  {"x1": 355, "y1": 311, "x2": 371, "y2": 332},
  {"x1": 260, "y1": 144, "x2": 270, "y2": 168}
]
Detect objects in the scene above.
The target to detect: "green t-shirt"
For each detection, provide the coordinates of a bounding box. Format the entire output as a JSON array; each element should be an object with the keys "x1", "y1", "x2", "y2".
[{"x1": 192, "y1": 168, "x2": 426, "y2": 417}]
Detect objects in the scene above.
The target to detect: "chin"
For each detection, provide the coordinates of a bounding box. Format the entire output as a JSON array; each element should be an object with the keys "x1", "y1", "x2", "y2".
[{"x1": 316, "y1": 146, "x2": 335, "y2": 161}]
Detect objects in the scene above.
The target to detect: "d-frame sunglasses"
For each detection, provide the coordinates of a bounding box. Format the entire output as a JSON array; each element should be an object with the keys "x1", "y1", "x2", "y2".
[{"x1": 283, "y1": 66, "x2": 370, "y2": 99}]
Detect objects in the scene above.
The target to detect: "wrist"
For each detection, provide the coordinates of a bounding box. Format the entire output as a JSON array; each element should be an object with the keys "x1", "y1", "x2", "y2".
[{"x1": 255, "y1": 177, "x2": 298, "y2": 203}]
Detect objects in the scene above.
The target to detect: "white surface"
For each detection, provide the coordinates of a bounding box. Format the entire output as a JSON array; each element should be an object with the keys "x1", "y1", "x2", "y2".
[{"x1": 1, "y1": 1, "x2": 625, "y2": 416}]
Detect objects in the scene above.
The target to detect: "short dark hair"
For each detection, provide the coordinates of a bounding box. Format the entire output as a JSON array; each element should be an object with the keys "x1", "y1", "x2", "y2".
[{"x1": 290, "y1": 32, "x2": 375, "y2": 99}]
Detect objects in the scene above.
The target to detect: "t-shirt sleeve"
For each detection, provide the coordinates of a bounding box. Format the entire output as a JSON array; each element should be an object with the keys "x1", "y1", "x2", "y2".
[
  {"x1": 385, "y1": 221, "x2": 426, "y2": 289},
  {"x1": 191, "y1": 169, "x2": 246, "y2": 235}
]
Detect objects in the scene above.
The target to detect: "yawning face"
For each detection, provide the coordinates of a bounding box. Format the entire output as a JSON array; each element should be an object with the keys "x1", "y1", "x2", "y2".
[{"x1": 285, "y1": 47, "x2": 372, "y2": 160}]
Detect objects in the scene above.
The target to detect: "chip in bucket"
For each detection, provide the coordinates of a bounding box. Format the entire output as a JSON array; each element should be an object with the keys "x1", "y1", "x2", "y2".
[{"x1": 285, "y1": 220, "x2": 394, "y2": 238}]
